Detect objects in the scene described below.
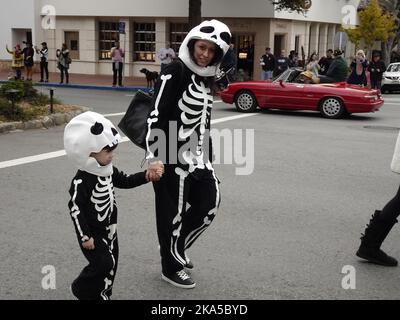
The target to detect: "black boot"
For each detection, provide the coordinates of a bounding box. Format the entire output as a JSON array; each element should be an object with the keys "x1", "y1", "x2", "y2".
[{"x1": 356, "y1": 210, "x2": 398, "y2": 266}]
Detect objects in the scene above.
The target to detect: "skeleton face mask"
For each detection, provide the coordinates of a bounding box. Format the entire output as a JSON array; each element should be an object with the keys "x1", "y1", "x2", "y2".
[
  {"x1": 64, "y1": 111, "x2": 121, "y2": 176},
  {"x1": 179, "y1": 19, "x2": 231, "y2": 77}
]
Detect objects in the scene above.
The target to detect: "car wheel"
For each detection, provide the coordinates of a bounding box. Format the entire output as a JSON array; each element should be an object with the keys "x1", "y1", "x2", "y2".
[
  {"x1": 234, "y1": 90, "x2": 258, "y2": 112},
  {"x1": 320, "y1": 97, "x2": 346, "y2": 119}
]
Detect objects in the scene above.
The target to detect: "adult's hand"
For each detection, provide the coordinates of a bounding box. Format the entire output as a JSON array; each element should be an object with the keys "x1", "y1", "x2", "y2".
[{"x1": 146, "y1": 160, "x2": 164, "y2": 182}]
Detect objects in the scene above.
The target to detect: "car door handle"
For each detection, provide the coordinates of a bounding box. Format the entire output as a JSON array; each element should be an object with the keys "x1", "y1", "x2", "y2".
[{"x1": 306, "y1": 94, "x2": 314, "y2": 97}]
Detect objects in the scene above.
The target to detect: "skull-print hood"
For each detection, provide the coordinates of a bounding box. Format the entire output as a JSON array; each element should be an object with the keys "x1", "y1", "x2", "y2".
[
  {"x1": 179, "y1": 19, "x2": 231, "y2": 77},
  {"x1": 64, "y1": 111, "x2": 121, "y2": 176}
]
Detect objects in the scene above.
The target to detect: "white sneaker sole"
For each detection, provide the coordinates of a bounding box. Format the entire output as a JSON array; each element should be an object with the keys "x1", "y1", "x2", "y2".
[{"x1": 161, "y1": 274, "x2": 196, "y2": 289}]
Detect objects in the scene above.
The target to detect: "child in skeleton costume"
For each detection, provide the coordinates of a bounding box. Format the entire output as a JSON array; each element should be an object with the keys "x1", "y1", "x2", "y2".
[
  {"x1": 64, "y1": 112, "x2": 163, "y2": 299},
  {"x1": 146, "y1": 20, "x2": 231, "y2": 289}
]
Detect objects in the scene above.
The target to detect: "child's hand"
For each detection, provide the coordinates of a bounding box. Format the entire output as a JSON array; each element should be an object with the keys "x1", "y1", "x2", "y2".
[
  {"x1": 146, "y1": 160, "x2": 164, "y2": 182},
  {"x1": 82, "y1": 237, "x2": 95, "y2": 250}
]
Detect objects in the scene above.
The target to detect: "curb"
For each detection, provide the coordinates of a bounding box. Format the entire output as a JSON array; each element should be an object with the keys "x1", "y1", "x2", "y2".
[
  {"x1": 0, "y1": 106, "x2": 90, "y2": 135},
  {"x1": 0, "y1": 80, "x2": 151, "y2": 93}
]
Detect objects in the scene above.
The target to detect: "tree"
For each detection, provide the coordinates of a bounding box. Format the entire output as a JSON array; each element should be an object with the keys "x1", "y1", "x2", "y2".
[
  {"x1": 377, "y1": 0, "x2": 400, "y2": 65},
  {"x1": 271, "y1": 0, "x2": 311, "y2": 14},
  {"x1": 343, "y1": 0, "x2": 395, "y2": 58},
  {"x1": 189, "y1": 0, "x2": 202, "y2": 29}
]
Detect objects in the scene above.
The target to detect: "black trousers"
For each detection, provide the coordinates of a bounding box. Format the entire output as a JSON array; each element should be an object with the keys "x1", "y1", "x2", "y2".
[
  {"x1": 60, "y1": 65, "x2": 69, "y2": 83},
  {"x1": 380, "y1": 185, "x2": 400, "y2": 222},
  {"x1": 113, "y1": 62, "x2": 123, "y2": 86},
  {"x1": 153, "y1": 165, "x2": 221, "y2": 276},
  {"x1": 371, "y1": 77, "x2": 382, "y2": 90},
  {"x1": 40, "y1": 60, "x2": 48, "y2": 81},
  {"x1": 71, "y1": 235, "x2": 119, "y2": 300}
]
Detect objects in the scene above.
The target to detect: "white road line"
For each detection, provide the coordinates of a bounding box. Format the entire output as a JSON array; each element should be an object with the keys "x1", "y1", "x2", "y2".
[
  {"x1": 0, "y1": 113, "x2": 256, "y2": 169},
  {"x1": 103, "y1": 112, "x2": 126, "y2": 117},
  {"x1": 384, "y1": 102, "x2": 400, "y2": 105}
]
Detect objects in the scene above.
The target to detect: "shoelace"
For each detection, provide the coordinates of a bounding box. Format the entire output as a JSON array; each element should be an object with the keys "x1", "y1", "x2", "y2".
[{"x1": 177, "y1": 270, "x2": 190, "y2": 281}]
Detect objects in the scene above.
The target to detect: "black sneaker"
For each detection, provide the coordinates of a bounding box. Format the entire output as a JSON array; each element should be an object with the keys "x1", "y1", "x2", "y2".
[{"x1": 162, "y1": 270, "x2": 196, "y2": 289}]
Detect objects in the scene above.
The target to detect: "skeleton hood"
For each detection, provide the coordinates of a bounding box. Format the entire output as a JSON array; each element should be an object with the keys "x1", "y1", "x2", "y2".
[
  {"x1": 64, "y1": 111, "x2": 121, "y2": 176},
  {"x1": 179, "y1": 19, "x2": 231, "y2": 77}
]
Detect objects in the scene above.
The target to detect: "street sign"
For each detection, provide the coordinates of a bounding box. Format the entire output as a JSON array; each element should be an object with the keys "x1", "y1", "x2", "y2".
[{"x1": 119, "y1": 22, "x2": 126, "y2": 34}]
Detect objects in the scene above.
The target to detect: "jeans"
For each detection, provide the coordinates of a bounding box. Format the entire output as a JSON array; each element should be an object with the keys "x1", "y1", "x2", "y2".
[
  {"x1": 112, "y1": 62, "x2": 123, "y2": 86},
  {"x1": 262, "y1": 70, "x2": 273, "y2": 80}
]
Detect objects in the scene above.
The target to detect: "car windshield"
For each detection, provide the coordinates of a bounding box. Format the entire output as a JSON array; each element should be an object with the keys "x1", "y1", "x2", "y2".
[
  {"x1": 272, "y1": 68, "x2": 303, "y2": 83},
  {"x1": 387, "y1": 64, "x2": 400, "y2": 72}
]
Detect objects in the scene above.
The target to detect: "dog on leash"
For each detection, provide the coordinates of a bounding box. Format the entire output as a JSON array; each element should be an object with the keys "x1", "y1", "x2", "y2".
[{"x1": 140, "y1": 68, "x2": 159, "y2": 89}]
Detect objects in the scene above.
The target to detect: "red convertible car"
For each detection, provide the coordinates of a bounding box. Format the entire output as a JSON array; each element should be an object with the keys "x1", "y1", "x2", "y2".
[{"x1": 219, "y1": 68, "x2": 384, "y2": 119}]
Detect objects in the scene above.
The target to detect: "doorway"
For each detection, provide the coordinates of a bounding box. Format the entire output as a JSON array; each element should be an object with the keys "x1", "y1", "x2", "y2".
[
  {"x1": 235, "y1": 34, "x2": 255, "y2": 80},
  {"x1": 274, "y1": 34, "x2": 286, "y2": 57}
]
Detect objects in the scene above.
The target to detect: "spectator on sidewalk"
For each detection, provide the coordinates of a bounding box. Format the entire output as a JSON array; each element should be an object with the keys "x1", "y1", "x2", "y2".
[
  {"x1": 22, "y1": 42, "x2": 34, "y2": 81},
  {"x1": 274, "y1": 50, "x2": 290, "y2": 77},
  {"x1": 318, "y1": 49, "x2": 333, "y2": 75},
  {"x1": 158, "y1": 43, "x2": 176, "y2": 72},
  {"x1": 35, "y1": 42, "x2": 49, "y2": 83},
  {"x1": 111, "y1": 41, "x2": 124, "y2": 87},
  {"x1": 56, "y1": 43, "x2": 71, "y2": 84},
  {"x1": 6, "y1": 43, "x2": 24, "y2": 80},
  {"x1": 260, "y1": 47, "x2": 275, "y2": 80},
  {"x1": 347, "y1": 49, "x2": 369, "y2": 86},
  {"x1": 289, "y1": 50, "x2": 300, "y2": 67},
  {"x1": 368, "y1": 52, "x2": 386, "y2": 91}
]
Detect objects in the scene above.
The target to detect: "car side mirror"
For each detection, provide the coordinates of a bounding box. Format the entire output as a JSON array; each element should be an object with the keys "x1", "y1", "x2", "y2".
[{"x1": 279, "y1": 80, "x2": 285, "y2": 87}]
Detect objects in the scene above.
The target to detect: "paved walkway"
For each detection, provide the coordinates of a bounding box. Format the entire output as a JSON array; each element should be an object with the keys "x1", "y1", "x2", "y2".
[{"x1": 0, "y1": 70, "x2": 149, "y2": 91}]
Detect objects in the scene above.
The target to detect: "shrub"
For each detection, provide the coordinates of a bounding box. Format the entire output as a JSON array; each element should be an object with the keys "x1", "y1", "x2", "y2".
[{"x1": 0, "y1": 80, "x2": 25, "y2": 101}]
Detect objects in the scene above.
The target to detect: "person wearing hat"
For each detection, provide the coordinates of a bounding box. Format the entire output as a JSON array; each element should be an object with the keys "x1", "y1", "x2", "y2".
[
  {"x1": 368, "y1": 52, "x2": 386, "y2": 90},
  {"x1": 64, "y1": 111, "x2": 164, "y2": 300},
  {"x1": 299, "y1": 70, "x2": 319, "y2": 84},
  {"x1": 6, "y1": 43, "x2": 24, "y2": 80},
  {"x1": 145, "y1": 19, "x2": 231, "y2": 289},
  {"x1": 318, "y1": 49, "x2": 348, "y2": 83},
  {"x1": 35, "y1": 42, "x2": 49, "y2": 82},
  {"x1": 347, "y1": 49, "x2": 369, "y2": 86}
]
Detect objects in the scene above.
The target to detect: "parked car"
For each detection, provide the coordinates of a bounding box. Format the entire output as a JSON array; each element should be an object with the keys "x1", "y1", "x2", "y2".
[
  {"x1": 382, "y1": 62, "x2": 400, "y2": 94},
  {"x1": 219, "y1": 68, "x2": 384, "y2": 119}
]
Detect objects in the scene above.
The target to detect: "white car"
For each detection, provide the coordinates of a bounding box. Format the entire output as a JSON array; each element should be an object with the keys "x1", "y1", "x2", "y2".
[{"x1": 382, "y1": 62, "x2": 400, "y2": 93}]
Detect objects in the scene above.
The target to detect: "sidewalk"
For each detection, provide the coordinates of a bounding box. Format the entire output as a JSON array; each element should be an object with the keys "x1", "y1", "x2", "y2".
[{"x1": 0, "y1": 70, "x2": 149, "y2": 92}]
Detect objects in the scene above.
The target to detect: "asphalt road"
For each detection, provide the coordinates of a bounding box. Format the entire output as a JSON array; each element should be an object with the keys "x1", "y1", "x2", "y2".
[{"x1": 1, "y1": 88, "x2": 400, "y2": 300}]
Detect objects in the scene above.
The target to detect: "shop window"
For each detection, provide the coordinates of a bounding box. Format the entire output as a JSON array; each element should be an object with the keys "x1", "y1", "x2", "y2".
[
  {"x1": 99, "y1": 22, "x2": 120, "y2": 60},
  {"x1": 170, "y1": 22, "x2": 189, "y2": 54},
  {"x1": 133, "y1": 22, "x2": 156, "y2": 62}
]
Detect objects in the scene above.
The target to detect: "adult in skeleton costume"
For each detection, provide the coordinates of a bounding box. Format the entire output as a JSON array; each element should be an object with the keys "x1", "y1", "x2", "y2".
[
  {"x1": 64, "y1": 112, "x2": 149, "y2": 299},
  {"x1": 146, "y1": 20, "x2": 231, "y2": 288}
]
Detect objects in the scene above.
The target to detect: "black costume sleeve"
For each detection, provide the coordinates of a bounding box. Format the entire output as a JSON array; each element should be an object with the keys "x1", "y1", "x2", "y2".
[
  {"x1": 112, "y1": 167, "x2": 148, "y2": 189},
  {"x1": 146, "y1": 61, "x2": 184, "y2": 161},
  {"x1": 68, "y1": 176, "x2": 92, "y2": 243}
]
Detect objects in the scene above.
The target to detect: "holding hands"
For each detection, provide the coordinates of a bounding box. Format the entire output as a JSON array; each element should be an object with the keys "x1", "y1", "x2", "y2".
[{"x1": 146, "y1": 160, "x2": 164, "y2": 182}]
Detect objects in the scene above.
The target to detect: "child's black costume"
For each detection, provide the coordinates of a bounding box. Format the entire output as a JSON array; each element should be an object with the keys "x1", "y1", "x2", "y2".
[
  {"x1": 64, "y1": 111, "x2": 148, "y2": 299},
  {"x1": 145, "y1": 20, "x2": 231, "y2": 288}
]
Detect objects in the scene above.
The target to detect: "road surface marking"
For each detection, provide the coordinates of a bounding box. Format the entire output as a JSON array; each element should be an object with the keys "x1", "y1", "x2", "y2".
[{"x1": 0, "y1": 113, "x2": 256, "y2": 169}]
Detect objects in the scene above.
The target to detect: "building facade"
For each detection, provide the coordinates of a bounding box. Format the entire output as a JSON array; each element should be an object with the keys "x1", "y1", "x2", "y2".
[{"x1": 0, "y1": 0, "x2": 360, "y2": 80}]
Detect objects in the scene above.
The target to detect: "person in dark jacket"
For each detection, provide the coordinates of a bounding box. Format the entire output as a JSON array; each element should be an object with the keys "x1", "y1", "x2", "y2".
[
  {"x1": 318, "y1": 50, "x2": 348, "y2": 83},
  {"x1": 22, "y1": 42, "x2": 34, "y2": 81},
  {"x1": 274, "y1": 50, "x2": 290, "y2": 77},
  {"x1": 318, "y1": 49, "x2": 334, "y2": 75},
  {"x1": 368, "y1": 53, "x2": 386, "y2": 90},
  {"x1": 260, "y1": 47, "x2": 275, "y2": 80}
]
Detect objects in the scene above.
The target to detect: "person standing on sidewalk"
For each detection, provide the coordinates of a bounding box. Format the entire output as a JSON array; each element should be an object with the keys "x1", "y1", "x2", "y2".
[
  {"x1": 6, "y1": 43, "x2": 24, "y2": 80},
  {"x1": 111, "y1": 41, "x2": 124, "y2": 87},
  {"x1": 35, "y1": 42, "x2": 49, "y2": 82},
  {"x1": 22, "y1": 42, "x2": 34, "y2": 81},
  {"x1": 260, "y1": 47, "x2": 275, "y2": 80},
  {"x1": 158, "y1": 42, "x2": 176, "y2": 73},
  {"x1": 56, "y1": 43, "x2": 71, "y2": 84},
  {"x1": 368, "y1": 52, "x2": 386, "y2": 91},
  {"x1": 318, "y1": 49, "x2": 333, "y2": 75}
]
